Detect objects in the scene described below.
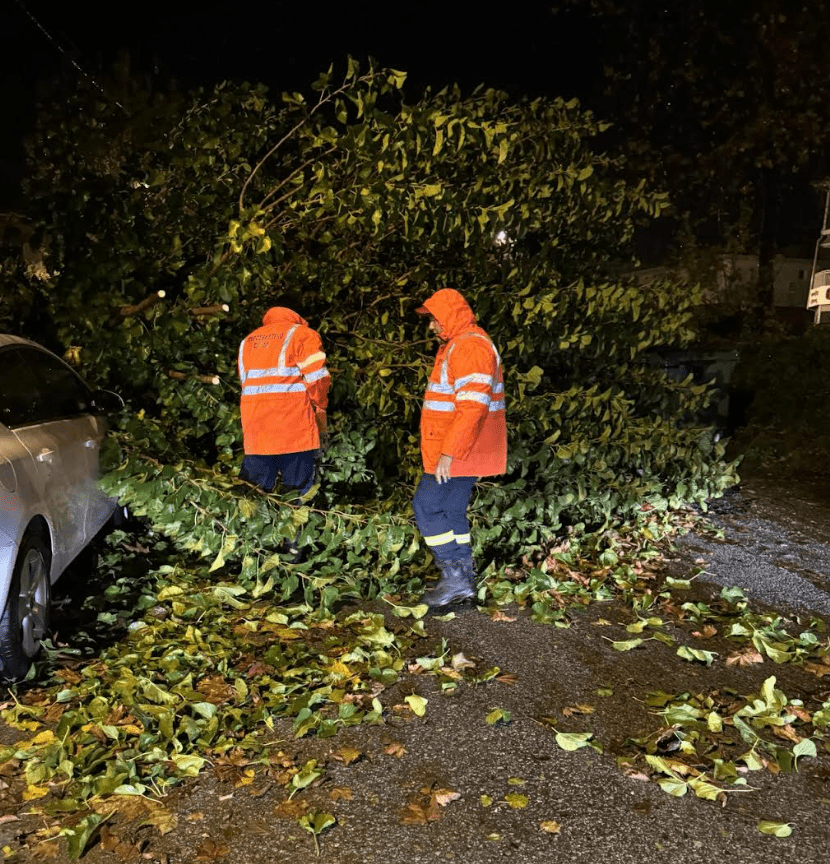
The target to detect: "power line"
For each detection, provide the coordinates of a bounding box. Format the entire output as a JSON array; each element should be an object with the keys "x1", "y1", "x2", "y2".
[{"x1": 12, "y1": 0, "x2": 128, "y2": 114}]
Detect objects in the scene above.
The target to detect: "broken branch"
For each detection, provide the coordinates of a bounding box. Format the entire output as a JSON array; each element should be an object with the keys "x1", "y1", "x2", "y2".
[
  {"x1": 167, "y1": 370, "x2": 220, "y2": 385},
  {"x1": 119, "y1": 290, "x2": 166, "y2": 317},
  {"x1": 189, "y1": 304, "x2": 230, "y2": 316}
]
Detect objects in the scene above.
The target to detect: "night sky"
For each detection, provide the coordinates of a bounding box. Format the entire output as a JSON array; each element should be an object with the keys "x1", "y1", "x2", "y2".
[{"x1": 1, "y1": 0, "x2": 597, "y2": 207}]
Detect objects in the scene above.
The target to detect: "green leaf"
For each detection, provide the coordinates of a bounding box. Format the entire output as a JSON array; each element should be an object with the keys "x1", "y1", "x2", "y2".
[
  {"x1": 676, "y1": 645, "x2": 715, "y2": 666},
  {"x1": 299, "y1": 810, "x2": 336, "y2": 834},
  {"x1": 390, "y1": 603, "x2": 428, "y2": 620},
  {"x1": 740, "y1": 749, "x2": 765, "y2": 771},
  {"x1": 688, "y1": 776, "x2": 722, "y2": 800},
  {"x1": 665, "y1": 576, "x2": 691, "y2": 589},
  {"x1": 657, "y1": 777, "x2": 688, "y2": 797},
  {"x1": 720, "y1": 586, "x2": 748, "y2": 605},
  {"x1": 610, "y1": 638, "x2": 643, "y2": 652},
  {"x1": 485, "y1": 707, "x2": 512, "y2": 726},
  {"x1": 298, "y1": 810, "x2": 336, "y2": 856},
  {"x1": 170, "y1": 753, "x2": 206, "y2": 775},
  {"x1": 291, "y1": 760, "x2": 324, "y2": 794},
  {"x1": 757, "y1": 821, "x2": 793, "y2": 837},
  {"x1": 793, "y1": 738, "x2": 817, "y2": 760},
  {"x1": 555, "y1": 731, "x2": 593, "y2": 751},
  {"x1": 62, "y1": 814, "x2": 105, "y2": 861},
  {"x1": 706, "y1": 711, "x2": 723, "y2": 733},
  {"x1": 504, "y1": 793, "x2": 529, "y2": 808},
  {"x1": 405, "y1": 695, "x2": 428, "y2": 717}
]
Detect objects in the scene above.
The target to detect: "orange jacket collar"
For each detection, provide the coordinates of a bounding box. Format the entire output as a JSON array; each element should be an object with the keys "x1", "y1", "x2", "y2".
[
  {"x1": 421, "y1": 289, "x2": 476, "y2": 340},
  {"x1": 262, "y1": 307, "x2": 309, "y2": 328}
]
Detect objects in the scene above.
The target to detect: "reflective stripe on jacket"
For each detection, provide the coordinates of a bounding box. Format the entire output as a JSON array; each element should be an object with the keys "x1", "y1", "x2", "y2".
[
  {"x1": 238, "y1": 307, "x2": 330, "y2": 455},
  {"x1": 419, "y1": 289, "x2": 507, "y2": 477}
]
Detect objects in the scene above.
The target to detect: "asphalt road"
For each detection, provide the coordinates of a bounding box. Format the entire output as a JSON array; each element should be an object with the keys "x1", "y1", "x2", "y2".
[{"x1": 6, "y1": 470, "x2": 830, "y2": 863}]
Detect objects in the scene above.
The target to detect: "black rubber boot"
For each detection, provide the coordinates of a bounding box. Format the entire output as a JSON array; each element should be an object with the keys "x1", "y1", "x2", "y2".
[
  {"x1": 457, "y1": 556, "x2": 478, "y2": 597},
  {"x1": 423, "y1": 559, "x2": 476, "y2": 608},
  {"x1": 279, "y1": 528, "x2": 306, "y2": 564}
]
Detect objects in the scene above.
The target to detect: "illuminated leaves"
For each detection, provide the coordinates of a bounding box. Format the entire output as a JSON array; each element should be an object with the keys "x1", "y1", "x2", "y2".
[
  {"x1": 554, "y1": 732, "x2": 595, "y2": 752},
  {"x1": 485, "y1": 708, "x2": 512, "y2": 726},
  {"x1": 757, "y1": 820, "x2": 793, "y2": 837},
  {"x1": 676, "y1": 645, "x2": 716, "y2": 666},
  {"x1": 298, "y1": 811, "x2": 336, "y2": 857},
  {"x1": 405, "y1": 695, "x2": 428, "y2": 717},
  {"x1": 609, "y1": 638, "x2": 644, "y2": 652},
  {"x1": 288, "y1": 761, "x2": 324, "y2": 799},
  {"x1": 61, "y1": 814, "x2": 105, "y2": 861}
]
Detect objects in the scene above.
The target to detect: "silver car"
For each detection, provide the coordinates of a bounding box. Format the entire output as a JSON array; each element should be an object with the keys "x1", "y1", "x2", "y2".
[{"x1": 0, "y1": 335, "x2": 120, "y2": 680}]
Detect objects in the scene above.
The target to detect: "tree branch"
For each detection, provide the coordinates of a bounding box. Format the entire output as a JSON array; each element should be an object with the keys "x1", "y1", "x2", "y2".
[
  {"x1": 258, "y1": 147, "x2": 337, "y2": 212},
  {"x1": 167, "y1": 369, "x2": 221, "y2": 385},
  {"x1": 189, "y1": 304, "x2": 230, "y2": 316},
  {"x1": 118, "y1": 290, "x2": 165, "y2": 317},
  {"x1": 238, "y1": 72, "x2": 375, "y2": 214}
]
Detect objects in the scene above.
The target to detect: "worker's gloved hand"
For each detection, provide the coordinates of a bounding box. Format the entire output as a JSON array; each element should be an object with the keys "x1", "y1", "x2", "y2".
[{"x1": 319, "y1": 430, "x2": 330, "y2": 453}]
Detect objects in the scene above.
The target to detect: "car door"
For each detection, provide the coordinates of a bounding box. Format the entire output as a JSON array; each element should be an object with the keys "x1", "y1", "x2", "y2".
[{"x1": 0, "y1": 346, "x2": 95, "y2": 577}]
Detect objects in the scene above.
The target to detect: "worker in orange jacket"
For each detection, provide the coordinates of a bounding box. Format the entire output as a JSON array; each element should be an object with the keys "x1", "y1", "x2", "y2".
[
  {"x1": 238, "y1": 307, "x2": 330, "y2": 555},
  {"x1": 414, "y1": 288, "x2": 507, "y2": 608}
]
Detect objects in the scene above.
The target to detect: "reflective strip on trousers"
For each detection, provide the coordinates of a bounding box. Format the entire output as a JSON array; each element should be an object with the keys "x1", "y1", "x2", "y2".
[{"x1": 423, "y1": 530, "x2": 455, "y2": 547}]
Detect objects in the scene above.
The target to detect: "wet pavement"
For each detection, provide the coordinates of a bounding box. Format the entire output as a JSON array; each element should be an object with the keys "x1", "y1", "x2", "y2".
[
  {"x1": 6, "y1": 468, "x2": 830, "y2": 863},
  {"x1": 673, "y1": 472, "x2": 830, "y2": 617}
]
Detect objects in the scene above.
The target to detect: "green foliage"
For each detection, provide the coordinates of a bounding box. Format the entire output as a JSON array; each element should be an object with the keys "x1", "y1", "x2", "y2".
[{"x1": 1, "y1": 58, "x2": 736, "y2": 600}]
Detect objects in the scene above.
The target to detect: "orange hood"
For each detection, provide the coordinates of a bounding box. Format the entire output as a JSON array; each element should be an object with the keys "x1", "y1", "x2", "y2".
[
  {"x1": 419, "y1": 289, "x2": 477, "y2": 341},
  {"x1": 262, "y1": 307, "x2": 309, "y2": 328}
]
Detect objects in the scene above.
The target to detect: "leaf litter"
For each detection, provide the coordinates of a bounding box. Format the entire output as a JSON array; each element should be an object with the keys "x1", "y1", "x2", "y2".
[{"x1": 3, "y1": 505, "x2": 830, "y2": 856}]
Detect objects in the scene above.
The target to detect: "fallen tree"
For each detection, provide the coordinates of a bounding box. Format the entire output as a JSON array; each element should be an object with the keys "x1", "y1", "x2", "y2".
[{"x1": 1, "y1": 59, "x2": 737, "y2": 601}]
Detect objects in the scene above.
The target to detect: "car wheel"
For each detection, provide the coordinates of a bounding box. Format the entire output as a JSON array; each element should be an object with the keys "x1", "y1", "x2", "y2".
[{"x1": 0, "y1": 531, "x2": 52, "y2": 681}]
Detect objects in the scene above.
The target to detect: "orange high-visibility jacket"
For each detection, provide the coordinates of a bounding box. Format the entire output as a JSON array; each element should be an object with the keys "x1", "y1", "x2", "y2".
[
  {"x1": 238, "y1": 307, "x2": 330, "y2": 455},
  {"x1": 419, "y1": 289, "x2": 507, "y2": 477}
]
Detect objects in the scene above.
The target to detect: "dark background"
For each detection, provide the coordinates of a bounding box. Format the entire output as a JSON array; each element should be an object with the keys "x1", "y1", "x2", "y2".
[{"x1": 1, "y1": 0, "x2": 598, "y2": 208}]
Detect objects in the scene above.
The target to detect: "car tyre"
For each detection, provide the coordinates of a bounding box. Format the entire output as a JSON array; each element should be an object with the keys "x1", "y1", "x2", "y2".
[{"x1": 0, "y1": 531, "x2": 52, "y2": 681}]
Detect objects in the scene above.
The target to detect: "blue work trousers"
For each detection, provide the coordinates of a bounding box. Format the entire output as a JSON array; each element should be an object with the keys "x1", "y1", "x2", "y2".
[
  {"x1": 412, "y1": 474, "x2": 476, "y2": 563},
  {"x1": 240, "y1": 451, "x2": 317, "y2": 497}
]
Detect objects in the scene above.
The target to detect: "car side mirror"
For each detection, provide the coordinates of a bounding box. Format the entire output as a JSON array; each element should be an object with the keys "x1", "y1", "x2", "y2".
[{"x1": 91, "y1": 389, "x2": 124, "y2": 414}]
